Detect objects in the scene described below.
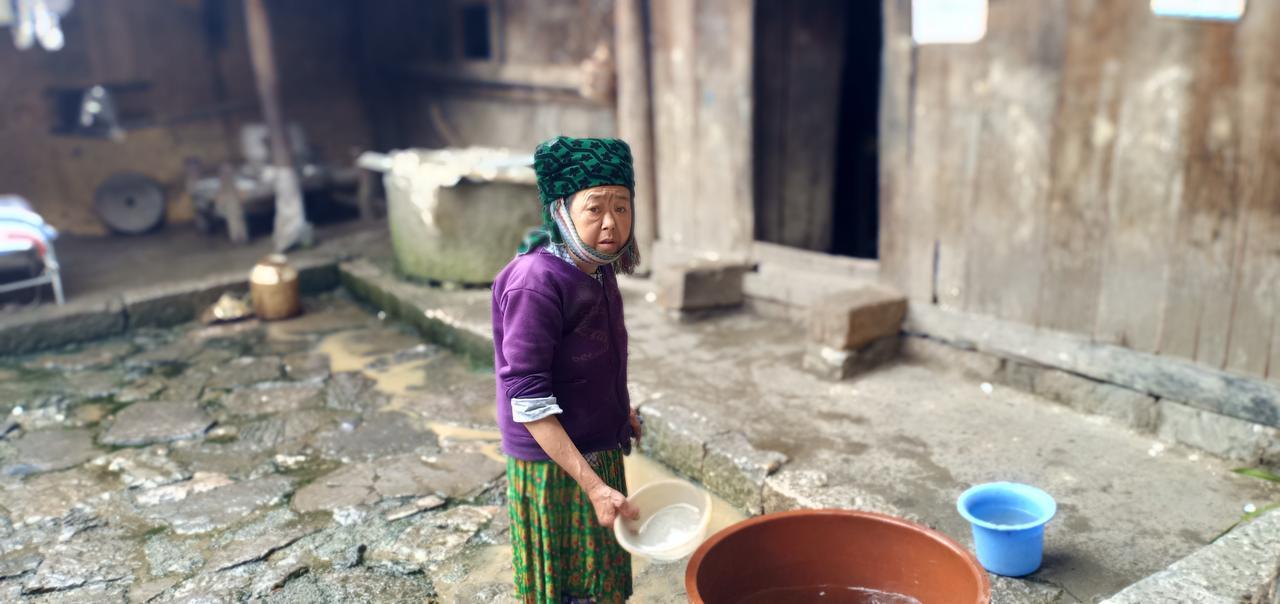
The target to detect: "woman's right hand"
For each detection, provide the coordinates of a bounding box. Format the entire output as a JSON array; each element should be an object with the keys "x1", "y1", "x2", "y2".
[{"x1": 587, "y1": 483, "x2": 640, "y2": 528}]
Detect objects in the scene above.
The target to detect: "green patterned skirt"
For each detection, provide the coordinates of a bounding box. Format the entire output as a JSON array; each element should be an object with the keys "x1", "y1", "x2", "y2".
[{"x1": 507, "y1": 448, "x2": 633, "y2": 604}]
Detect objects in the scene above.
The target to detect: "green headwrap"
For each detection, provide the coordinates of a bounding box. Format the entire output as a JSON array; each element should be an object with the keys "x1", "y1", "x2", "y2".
[{"x1": 517, "y1": 136, "x2": 636, "y2": 256}]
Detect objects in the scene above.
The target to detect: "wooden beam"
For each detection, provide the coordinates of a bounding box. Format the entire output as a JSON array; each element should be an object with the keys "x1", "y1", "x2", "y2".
[
  {"x1": 904, "y1": 303, "x2": 1280, "y2": 428},
  {"x1": 649, "y1": 0, "x2": 696, "y2": 252},
  {"x1": 406, "y1": 60, "x2": 584, "y2": 91},
  {"x1": 693, "y1": 0, "x2": 754, "y2": 255},
  {"x1": 876, "y1": 0, "x2": 919, "y2": 298},
  {"x1": 245, "y1": 0, "x2": 310, "y2": 251},
  {"x1": 615, "y1": 0, "x2": 658, "y2": 272}
]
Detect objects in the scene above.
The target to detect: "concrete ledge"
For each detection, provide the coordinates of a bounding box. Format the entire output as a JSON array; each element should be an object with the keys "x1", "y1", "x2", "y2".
[
  {"x1": 1156, "y1": 401, "x2": 1280, "y2": 466},
  {"x1": 905, "y1": 304, "x2": 1280, "y2": 429},
  {"x1": 338, "y1": 257, "x2": 494, "y2": 367},
  {"x1": 906, "y1": 333, "x2": 1280, "y2": 466},
  {"x1": 702, "y1": 432, "x2": 787, "y2": 516},
  {"x1": 901, "y1": 335, "x2": 1004, "y2": 381},
  {"x1": 123, "y1": 272, "x2": 251, "y2": 329},
  {"x1": 634, "y1": 400, "x2": 720, "y2": 481},
  {"x1": 636, "y1": 399, "x2": 788, "y2": 516},
  {"x1": 125, "y1": 257, "x2": 340, "y2": 330},
  {"x1": 1025, "y1": 364, "x2": 1159, "y2": 433},
  {"x1": 762, "y1": 468, "x2": 908, "y2": 520},
  {"x1": 0, "y1": 298, "x2": 126, "y2": 355},
  {"x1": 1102, "y1": 508, "x2": 1280, "y2": 603},
  {"x1": 0, "y1": 257, "x2": 342, "y2": 356}
]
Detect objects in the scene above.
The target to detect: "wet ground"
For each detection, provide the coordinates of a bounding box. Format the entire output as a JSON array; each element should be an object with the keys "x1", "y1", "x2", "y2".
[
  {"x1": 6, "y1": 273, "x2": 1277, "y2": 603},
  {"x1": 0, "y1": 293, "x2": 721, "y2": 602},
  {"x1": 618, "y1": 282, "x2": 1280, "y2": 601}
]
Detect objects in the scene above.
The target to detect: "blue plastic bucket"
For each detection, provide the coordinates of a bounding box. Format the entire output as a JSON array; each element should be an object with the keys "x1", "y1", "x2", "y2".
[{"x1": 956, "y1": 482, "x2": 1056, "y2": 577}]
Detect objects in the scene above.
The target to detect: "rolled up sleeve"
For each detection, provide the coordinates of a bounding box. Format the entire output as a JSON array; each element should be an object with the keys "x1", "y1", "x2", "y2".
[
  {"x1": 498, "y1": 287, "x2": 562, "y2": 405},
  {"x1": 511, "y1": 395, "x2": 563, "y2": 423}
]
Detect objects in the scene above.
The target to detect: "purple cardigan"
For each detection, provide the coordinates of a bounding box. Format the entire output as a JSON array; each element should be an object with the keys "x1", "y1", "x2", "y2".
[{"x1": 492, "y1": 248, "x2": 632, "y2": 460}]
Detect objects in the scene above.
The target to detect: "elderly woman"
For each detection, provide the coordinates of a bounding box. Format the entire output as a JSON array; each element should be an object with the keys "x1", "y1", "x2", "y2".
[{"x1": 493, "y1": 136, "x2": 645, "y2": 604}]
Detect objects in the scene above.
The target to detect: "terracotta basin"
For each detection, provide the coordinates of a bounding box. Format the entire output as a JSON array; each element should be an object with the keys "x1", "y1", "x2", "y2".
[{"x1": 686, "y1": 509, "x2": 990, "y2": 604}]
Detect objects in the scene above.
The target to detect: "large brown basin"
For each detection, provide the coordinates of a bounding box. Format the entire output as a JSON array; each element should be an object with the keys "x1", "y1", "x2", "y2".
[{"x1": 686, "y1": 509, "x2": 990, "y2": 603}]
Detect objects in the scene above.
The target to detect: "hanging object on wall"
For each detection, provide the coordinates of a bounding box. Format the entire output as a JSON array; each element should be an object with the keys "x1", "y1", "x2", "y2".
[
  {"x1": 1150, "y1": 0, "x2": 1246, "y2": 21},
  {"x1": 7, "y1": 0, "x2": 73, "y2": 51},
  {"x1": 912, "y1": 0, "x2": 987, "y2": 45}
]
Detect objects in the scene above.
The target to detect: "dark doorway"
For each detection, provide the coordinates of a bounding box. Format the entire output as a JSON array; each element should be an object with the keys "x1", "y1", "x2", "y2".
[
  {"x1": 830, "y1": 0, "x2": 881, "y2": 259},
  {"x1": 752, "y1": 0, "x2": 881, "y2": 259}
]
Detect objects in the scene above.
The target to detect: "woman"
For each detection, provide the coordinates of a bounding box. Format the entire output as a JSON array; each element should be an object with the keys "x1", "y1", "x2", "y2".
[{"x1": 493, "y1": 136, "x2": 645, "y2": 603}]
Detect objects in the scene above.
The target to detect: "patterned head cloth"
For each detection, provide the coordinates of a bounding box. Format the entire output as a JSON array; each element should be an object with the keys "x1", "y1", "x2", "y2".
[
  {"x1": 534, "y1": 136, "x2": 634, "y2": 207},
  {"x1": 518, "y1": 136, "x2": 639, "y2": 274}
]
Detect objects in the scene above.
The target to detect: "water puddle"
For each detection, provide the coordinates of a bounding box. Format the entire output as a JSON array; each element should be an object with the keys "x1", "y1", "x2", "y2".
[
  {"x1": 428, "y1": 421, "x2": 504, "y2": 463},
  {"x1": 315, "y1": 330, "x2": 423, "y2": 374},
  {"x1": 364, "y1": 358, "x2": 432, "y2": 395},
  {"x1": 433, "y1": 544, "x2": 515, "y2": 603},
  {"x1": 318, "y1": 330, "x2": 500, "y2": 460}
]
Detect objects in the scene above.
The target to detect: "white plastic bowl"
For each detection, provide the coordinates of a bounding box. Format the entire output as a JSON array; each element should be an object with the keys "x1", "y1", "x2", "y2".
[{"x1": 614, "y1": 479, "x2": 713, "y2": 562}]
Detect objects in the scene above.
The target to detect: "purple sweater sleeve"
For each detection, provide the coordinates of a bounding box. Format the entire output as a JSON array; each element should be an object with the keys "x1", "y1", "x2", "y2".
[{"x1": 497, "y1": 287, "x2": 562, "y2": 401}]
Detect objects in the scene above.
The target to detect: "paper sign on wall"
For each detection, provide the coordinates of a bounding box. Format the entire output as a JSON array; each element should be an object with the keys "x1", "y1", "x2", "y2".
[
  {"x1": 1151, "y1": 0, "x2": 1246, "y2": 21},
  {"x1": 912, "y1": 0, "x2": 987, "y2": 45}
]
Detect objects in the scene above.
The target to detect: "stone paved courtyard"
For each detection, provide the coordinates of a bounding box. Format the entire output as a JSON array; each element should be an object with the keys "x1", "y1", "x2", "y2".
[
  {"x1": 0, "y1": 294, "x2": 687, "y2": 603},
  {"x1": 3, "y1": 281, "x2": 1278, "y2": 603}
]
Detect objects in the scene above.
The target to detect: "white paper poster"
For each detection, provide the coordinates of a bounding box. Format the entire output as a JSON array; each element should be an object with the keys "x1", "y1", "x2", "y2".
[
  {"x1": 1151, "y1": 0, "x2": 1247, "y2": 21},
  {"x1": 912, "y1": 0, "x2": 988, "y2": 45}
]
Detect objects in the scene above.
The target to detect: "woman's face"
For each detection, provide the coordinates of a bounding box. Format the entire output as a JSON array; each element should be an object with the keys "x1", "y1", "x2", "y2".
[{"x1": 568, "y1": 185, "x2": 632, "y2": 254}]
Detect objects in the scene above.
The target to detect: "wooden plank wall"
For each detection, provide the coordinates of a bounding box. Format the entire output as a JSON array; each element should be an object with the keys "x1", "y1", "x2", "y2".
[
  {"x1": 880, "y1": 0, "x2": 1280, "y2": 382},
  {"x1": 380, "y1": 0, "x2": 618, "y2": 153},
  {"x1": 650, "y1": 0, "x2": 755, "y2": 256}
]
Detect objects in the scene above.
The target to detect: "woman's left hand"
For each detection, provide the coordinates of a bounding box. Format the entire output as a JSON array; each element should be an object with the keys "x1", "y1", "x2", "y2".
[{"x1": 628, "y1": 407, "x2": 643, "y2": 444}]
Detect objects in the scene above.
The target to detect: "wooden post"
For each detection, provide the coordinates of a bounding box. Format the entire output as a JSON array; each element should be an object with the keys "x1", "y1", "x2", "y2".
[
  {"x1": 217, "y1": 163, "x2": 249, "y2": 244},
  {"x1": 615, "y1": 0, "x2": 657, "y2": 273},
  {"x1": 356, "y1": 167, "x2": 376, "y2": 222},
  {"x1": 244, "y1": 0, "x2": 311, "y2": 251}
]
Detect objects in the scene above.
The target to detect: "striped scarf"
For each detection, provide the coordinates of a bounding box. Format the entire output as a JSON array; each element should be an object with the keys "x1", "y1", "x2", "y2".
[{"x1": 550, "y1": 197, "x2": 628, "y2": 268}]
